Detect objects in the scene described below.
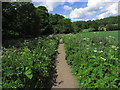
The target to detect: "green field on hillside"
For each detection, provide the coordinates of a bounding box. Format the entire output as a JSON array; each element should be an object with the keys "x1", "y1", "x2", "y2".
[{"x1": 74, "y1": 30, "x2": 119, "y2": 41}]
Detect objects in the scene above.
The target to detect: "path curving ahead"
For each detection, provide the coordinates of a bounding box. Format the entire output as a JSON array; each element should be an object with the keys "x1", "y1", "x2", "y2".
[{"x1": 52, "y1": 39, "x2": 78, "y2": 88}]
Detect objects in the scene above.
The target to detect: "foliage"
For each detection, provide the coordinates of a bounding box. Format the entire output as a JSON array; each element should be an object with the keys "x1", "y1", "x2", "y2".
[
  {"x1": 35, "y1": 6, "x2": 49, "y2": 35},
  {"x1": 2, "y1": 35, "x2": 60, "y2": 88},
  {"x1": 55, "y1": 19, "x2": 73, "y2": 34},
  {"x1": 64, "y1": 31, "x2": 120, "y2": 88},
  {"x1": 72, "y1": 16, "x2": 119, "y2": 33},
  {"x1": 106, "y1": 24, "x2": 119, "y2": 31},
  {"x1": 49, "y1": 14, "x2": 65, "y2": 34},
  {"x1": 2, "y1": 2, "x2": 119, "y2": 37},
  {"x1": 3, "y1": 3, "x2": 33, "y2": 36},
  {"x1": 72, "y1": 21, "x2": 83, "y2": 33},
  {"x1": 2, "y1": 2, "x2": 49, "y2": 38},
  {"x1": 2, "y1": 1, "x2": 120, "y2": 89}
]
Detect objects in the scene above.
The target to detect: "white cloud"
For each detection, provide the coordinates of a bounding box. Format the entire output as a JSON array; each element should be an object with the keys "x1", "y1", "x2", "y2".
[
  {"x1": 97, "y1": 3, "x2": 118, "y2": 19},
  {"x1": 32, "y1": 0, "x2": 84, "y2": 12},
  {"x1": 32, "y1": 0, "x2": 119, "y2": 20},
  {"x1": 32, "y1": 0, "x2": 86, "y2": 2},
  {"x1": 97, "y1": 12, "x2": 111, "y2": 19},
  {"x1": 34, "y1": 0, "x2": 65, "y2": 12},
  {"x1": 70, "y1": 0, "x2": 119, "y2": 20},
  {"x1": 70, "y1": 7, "x2": 96, "y2": 19},
  {"x1": 63, "y1": 5, "x2": 72, "y2": 10}
]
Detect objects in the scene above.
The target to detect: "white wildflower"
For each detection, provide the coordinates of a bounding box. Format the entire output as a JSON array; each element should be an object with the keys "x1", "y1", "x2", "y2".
[
  {"x1": 83, "y1": 38, "x2": 89, "y2": 41},
  {"x1": 100, "y1": 57, "x2": 106, "y2": 61},
  {"x1": 94, "y1": 50, "x2": 97, "y2": 52},
  {"x1": 98, "y1": 50, "x2": 103, "y2": 53},
  {"x1": 100, "y1": 42, "x2": 102, "y2": 44},
  {"x1": 111, "y1": 45, "x2": 116, "y2": 49}
]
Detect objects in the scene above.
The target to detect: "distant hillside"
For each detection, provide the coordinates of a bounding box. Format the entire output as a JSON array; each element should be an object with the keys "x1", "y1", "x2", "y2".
[{"x1": 72, "y1": 16, "x2": 119, "y2": 33}]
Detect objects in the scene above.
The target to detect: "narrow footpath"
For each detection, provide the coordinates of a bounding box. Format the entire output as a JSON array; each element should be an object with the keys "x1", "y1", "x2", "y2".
[{"x1": 52, "y1": 39, "x2": 78, "y2": 88}]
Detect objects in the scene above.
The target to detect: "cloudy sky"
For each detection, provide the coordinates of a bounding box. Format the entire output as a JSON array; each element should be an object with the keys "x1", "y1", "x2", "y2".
[{"x1": 32, "y1": 0, "x2": 119, "y2": 21}]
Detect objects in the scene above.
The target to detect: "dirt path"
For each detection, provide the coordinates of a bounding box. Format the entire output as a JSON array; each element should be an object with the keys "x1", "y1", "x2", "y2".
[{"x1": 52, "y1": 39, "x2": 78, "y2": 88}]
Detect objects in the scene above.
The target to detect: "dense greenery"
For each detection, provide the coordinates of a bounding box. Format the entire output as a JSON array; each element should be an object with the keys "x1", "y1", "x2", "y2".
[
  {"x1": 2, "y1": 2, "x2": 119, "y2": 38},
  {"x1": 72, "y1": 16, "x2": 120, "y2": 33},
  {"x1": 2, "y1": 2, "x2": 120, "y2": 89},
  {"x1": 64, "y1": 31, "x2": 120, "y2": 88},
  {"x1": 2, "y1": 2, "x2": 72, "y2": 38},
  {"x1": 2, "y1": 2, "x2": 49, "y2": 38},
  {"x1": 2, "y1": 35, "x2": 60, "y2": 88}
]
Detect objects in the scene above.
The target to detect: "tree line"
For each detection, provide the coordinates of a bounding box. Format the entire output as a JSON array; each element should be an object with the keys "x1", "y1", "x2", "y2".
[
  {"x1": 72, "y1": 16, "x2": 120, "y2": 33},
  {"x1": 2, "y1": 2, "x2": 120, "y2": 38}
]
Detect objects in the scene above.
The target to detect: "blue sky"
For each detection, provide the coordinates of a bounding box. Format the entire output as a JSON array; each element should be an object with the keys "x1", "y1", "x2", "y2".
[
  {"x1": 32, "y1": 0, "x2": 119, "y2": 22},
  {"x1": 50, "y1": 2, "x2": 87, "y2": 16}
]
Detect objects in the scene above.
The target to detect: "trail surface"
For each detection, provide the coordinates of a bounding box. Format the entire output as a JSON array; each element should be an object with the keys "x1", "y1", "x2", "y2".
[{"x1": 52, "y1": 39, "x2": 78, "y2": 88}]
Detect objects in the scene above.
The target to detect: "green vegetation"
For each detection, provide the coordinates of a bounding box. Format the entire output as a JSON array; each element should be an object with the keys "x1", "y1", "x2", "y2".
[
  {"x1": 75, "y1": 31, "x2": 119, "y2": 41},
  {"x1": 2, "y1": 2, "x2": 72, "y2": 39},
  {"x1": 2, "y1": 35, "x2": 60, "y2": 88},
  {"x1": 64, "y1": 31, "x2": 120, "y2": 88},
  {"x1": 72, "y1": 16, "x2": 120, "y2": 33},
  {"x1": 2, "y1": 2, "x2": 119, "y2": 39},
  {"x1": 2, "y1": 2, "x2": 120, "y2": 89}
]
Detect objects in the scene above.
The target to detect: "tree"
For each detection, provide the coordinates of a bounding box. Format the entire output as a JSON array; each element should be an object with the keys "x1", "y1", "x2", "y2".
[
  {"x1": 16, "y1": 2, "x2": 37, "y2": 36},
  {"x1": 49, "y1": 14, "x2": 64, "y2": 34},
  {"x1": 55, "y1": 19, "x2": 72, "y2": 33},
  {"x1": 35, "y1": 6, "x2": 49, "y2": 35},
  {"x1": 2, "y1": 2, "x2": 18, "y2": 37},
  {"x1": 72, "y1": 21, "x2": 83, "y2": 33},
  {"x1": 106, "y1": 24, "x2": 119, "y2": 31},
  {"x1": 2, "y1": 2, "x2": 50, "y2": 37},
  {"x1": 2, "y1": 2, "x2": 119, "y2": 38},
  {"x1": 2, "y1": 2, "x2": 38, "y2": 37}
]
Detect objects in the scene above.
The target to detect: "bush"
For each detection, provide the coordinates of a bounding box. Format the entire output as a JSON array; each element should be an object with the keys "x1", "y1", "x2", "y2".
[
  {"x1": 2, "y1": 35, "x2": 60, "y2": 88},
  {"x1": 106, "y1": 24, "x2": 119, "y2": 31}
]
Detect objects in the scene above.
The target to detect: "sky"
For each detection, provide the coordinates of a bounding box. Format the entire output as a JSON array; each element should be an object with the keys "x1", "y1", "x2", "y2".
[{"x1": 32, "y1": 0, "x2": 119, "y2": 22}]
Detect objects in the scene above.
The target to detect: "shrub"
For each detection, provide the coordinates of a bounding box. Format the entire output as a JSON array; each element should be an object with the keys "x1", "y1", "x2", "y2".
[{"x1": 2, "y1": 35, "x2": 59, "y2": 88}]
